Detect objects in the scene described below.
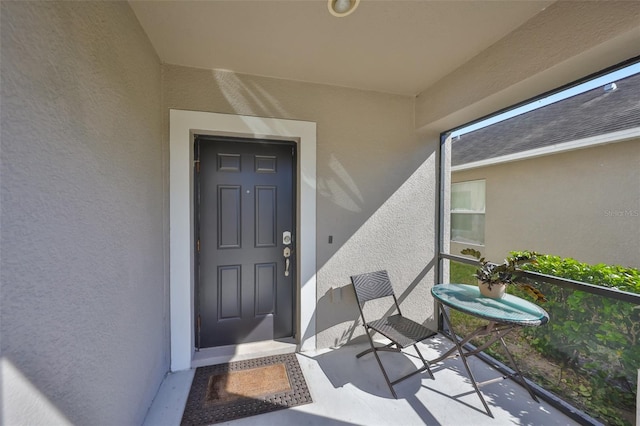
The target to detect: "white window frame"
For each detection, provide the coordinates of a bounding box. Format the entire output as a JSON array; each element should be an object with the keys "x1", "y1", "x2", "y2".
[{"x1": 450, "y1": 179, "x2": 485, "y2": 245}]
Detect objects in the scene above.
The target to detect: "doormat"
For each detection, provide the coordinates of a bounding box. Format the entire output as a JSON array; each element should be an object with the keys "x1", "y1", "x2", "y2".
[{"x1": 181, "y1": 353, "x2": 312, "y2": 425}]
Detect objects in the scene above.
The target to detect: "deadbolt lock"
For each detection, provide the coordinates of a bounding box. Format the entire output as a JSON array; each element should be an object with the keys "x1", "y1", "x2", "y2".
[{"x1": 283, "y1": 231, "x2": 292, "y2": 245}]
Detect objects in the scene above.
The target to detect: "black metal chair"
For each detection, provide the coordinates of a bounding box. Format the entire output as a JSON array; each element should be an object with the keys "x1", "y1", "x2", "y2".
[{"x1": 351, "y1": 270, "x2": 438, "y2": 398}]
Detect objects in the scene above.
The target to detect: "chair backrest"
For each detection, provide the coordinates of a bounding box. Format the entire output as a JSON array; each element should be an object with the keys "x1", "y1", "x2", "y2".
[{"x1": 351, "y1": 270, "x2": 396, "y2": 306}]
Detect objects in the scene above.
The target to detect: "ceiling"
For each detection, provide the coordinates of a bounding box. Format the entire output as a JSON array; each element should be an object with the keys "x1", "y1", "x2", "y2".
[{"x1": 129, "y1": 0, "x2": 555, "y2": 96}]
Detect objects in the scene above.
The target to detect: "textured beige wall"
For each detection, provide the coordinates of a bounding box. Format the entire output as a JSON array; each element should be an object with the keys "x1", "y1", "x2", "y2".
[
  {"x1": 416, "y1": 1, "x2": 640, "y2": 133},
  {"x1": 452, "y1": 140, "x2": 640, "y2": 268},
  {"x1": 162, "y1": 65, "x2": 439, "y2": 349},
  {"x1": 1, "y1": 0, "x2": 638, "y2": 421},
  {"x1": 1, "y1": 2, "x2": 166, "y2": 425}
]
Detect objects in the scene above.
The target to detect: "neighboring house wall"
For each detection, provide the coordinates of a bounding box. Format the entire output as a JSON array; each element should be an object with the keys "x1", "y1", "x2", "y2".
[
  {"x1": 452, "y1": 139, "x2": 640, "y2": 268},
  {"x1": 162, "y1": 65, "x2": 439, "y2": 349},
  {"x1": 0, "y1": 2, "x2": 166, "y2": 425}
]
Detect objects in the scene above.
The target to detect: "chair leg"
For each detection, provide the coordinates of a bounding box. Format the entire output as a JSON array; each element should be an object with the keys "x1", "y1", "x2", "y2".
[
  {"x1": 356, "y1": 341, "x2": 400, "y2": 358},
  {"x1": 361, "y1": 329, "x2": 398, "y2": 398},
  {"x1": 371, "y1": 346, "x2": 398, "y2": 399},
  {"x1": 412, "y1": 344, "x2": 435, "y2": 380}
]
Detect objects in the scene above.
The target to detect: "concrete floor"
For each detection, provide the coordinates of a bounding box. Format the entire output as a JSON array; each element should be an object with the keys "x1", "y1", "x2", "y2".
[{"x1": 143, "y1": 335, "x2": 579, "y2": 426}]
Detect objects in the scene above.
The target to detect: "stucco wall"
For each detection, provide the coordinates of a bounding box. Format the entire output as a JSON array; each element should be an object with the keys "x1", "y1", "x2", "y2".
[
  {"x1": 416, "y1": 1, "x2": 640, "y2": 134},
  {"x1": 452, "y1": 140, "x2": 640, "y2": 268},
  {"x1": 2, "y1": 1, "x2": 638, "y2": 421},
  {"x1": 0, "y1": 2, "x2": 166, "y2": 425},
  {"x1": 162, "y1": 65, "x2": 440, "y2": 349}
]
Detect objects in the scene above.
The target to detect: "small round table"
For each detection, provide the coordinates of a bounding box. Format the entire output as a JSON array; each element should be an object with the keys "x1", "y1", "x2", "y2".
[{"x1": 431, "y1": 284, "x2": 550, "y2": 417}]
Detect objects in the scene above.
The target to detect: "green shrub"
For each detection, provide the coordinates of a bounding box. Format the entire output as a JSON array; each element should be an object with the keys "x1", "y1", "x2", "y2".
[{"x1": 514, "y1": 253, "x2": 640, "y2": 425}]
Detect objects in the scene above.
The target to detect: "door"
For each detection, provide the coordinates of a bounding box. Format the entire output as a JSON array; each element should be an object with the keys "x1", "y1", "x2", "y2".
[{"x1": 195, "y1": 136, "x2": 296, "y2": 348}]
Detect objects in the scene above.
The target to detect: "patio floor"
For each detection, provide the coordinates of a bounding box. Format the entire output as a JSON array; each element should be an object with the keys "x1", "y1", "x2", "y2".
[{"x1": 144, "y1": 335, "x2": 579, "y2": 426}]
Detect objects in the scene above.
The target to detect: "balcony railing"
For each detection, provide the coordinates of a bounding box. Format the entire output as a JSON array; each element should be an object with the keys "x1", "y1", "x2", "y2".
[{"x1": 438, "y1": 252, "x2": 640, "y2": 426}]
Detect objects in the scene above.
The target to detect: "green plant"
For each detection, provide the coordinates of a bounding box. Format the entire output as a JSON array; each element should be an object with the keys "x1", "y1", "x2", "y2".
[
  {"x1": 516, "y1": 254, "x2": 640, "y2": 426},
  {"x1": 451, "y1": 255, "x2": 640, "y2": 425},
  {"x1": 461, "y1": 248, "x2": 546, "y2": 302}
]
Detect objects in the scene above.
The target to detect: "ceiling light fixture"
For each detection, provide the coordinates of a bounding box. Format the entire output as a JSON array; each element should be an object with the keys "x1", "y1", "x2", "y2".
[{"x1": 328, "y1": 0, "x2": 360, "y2": 18}]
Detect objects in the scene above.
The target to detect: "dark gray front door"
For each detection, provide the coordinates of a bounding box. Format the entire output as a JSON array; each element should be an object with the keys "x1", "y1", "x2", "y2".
[{"x1": 195, "y1": 136, "x2": 295, "y2": 348}]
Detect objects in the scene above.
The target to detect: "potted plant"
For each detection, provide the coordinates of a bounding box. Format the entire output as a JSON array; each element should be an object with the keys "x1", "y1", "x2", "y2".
[{"x1": 461, "y1": 248, "x2": 546, "y2": 302}]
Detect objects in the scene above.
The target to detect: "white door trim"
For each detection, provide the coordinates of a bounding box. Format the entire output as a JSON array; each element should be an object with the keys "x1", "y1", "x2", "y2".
[{"x1": 169, "y1": 110, "x2": 317, "y2": 372}]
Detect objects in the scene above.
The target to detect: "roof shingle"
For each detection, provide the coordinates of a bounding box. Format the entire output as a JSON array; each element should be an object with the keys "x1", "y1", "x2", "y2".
[{"x1": 451, "y1": 72, "x2": 640, "y2": 166}]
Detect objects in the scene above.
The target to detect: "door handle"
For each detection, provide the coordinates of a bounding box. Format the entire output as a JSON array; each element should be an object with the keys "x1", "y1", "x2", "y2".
[{"x1": 283, "y1": 247, "x2": 291, "y2": 277}]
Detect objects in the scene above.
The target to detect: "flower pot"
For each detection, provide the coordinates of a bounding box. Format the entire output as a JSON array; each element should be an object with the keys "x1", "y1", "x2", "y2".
[{"x1": 479, "y1": 282, "x2": 507, "y2": 299}]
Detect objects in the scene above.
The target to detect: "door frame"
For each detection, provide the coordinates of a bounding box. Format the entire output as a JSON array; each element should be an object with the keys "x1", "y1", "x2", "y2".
[{"x1": 169, "y1": 110, "x2": 317, "y2": 372}]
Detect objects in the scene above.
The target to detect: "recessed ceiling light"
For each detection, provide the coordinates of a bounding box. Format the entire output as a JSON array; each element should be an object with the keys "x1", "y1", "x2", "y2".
[{"x1": 328, "y1": 0, "x2": 360, "y2": 18}]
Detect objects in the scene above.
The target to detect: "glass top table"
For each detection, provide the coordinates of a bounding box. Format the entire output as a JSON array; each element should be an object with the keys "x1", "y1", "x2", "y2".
[
  {"x1": 430, "y1": 283, "x2": 550, "y2": 417},
  {"x1": 431, "y1": 284, "x2": 549, "y2": 326}
]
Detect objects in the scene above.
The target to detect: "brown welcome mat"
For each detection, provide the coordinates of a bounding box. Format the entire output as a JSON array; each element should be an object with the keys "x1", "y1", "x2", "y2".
[{"x1": 181, "y1": 353, "x2": 312, "y2": 425}]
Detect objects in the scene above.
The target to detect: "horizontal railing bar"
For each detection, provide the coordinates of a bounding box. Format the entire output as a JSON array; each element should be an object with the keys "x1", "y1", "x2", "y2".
[
  {"x1": 440, "y1": 252, "x2": 479, "y2": 266},
  {"x1": 439, "y1": 252, "x2": 640, "y2": 305},
  {"x1": 516, "y1": 269, "x2": 640, "y2": 304}
]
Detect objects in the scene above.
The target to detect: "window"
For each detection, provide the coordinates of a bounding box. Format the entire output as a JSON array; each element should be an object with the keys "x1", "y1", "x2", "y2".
[{"x1": 451, "y1": 180, "x2": 485, "y2": 245}]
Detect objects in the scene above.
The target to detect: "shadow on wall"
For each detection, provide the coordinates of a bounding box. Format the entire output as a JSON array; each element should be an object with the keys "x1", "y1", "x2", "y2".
[
  {"x1": 317, "y1": 285, "x2": 361, "y2": 349},
  {"x1": 314, "y1": 144, "x2": 438, "y2": 270},
  {"x1": 312, "y1": 149, "x2": 441, "y2": 348},
  {"x1": 1, "y1": 357, "x2": 71, "y2": 425},
  {"x1": 318, "y1": 153, "x2": 365, "y2": 213},
  {"x1": 213, "y1": 70, "x2": 292, "y2": 120},
  {"x1": 165, "y1": 65, "x2": 435, "y2": 270},
  {"x1": 164, "y1": 65, "x2": 440, "y2": 351},
  {"x1": 315, "y1": 259, "x2": 438, "y2": 349}
]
